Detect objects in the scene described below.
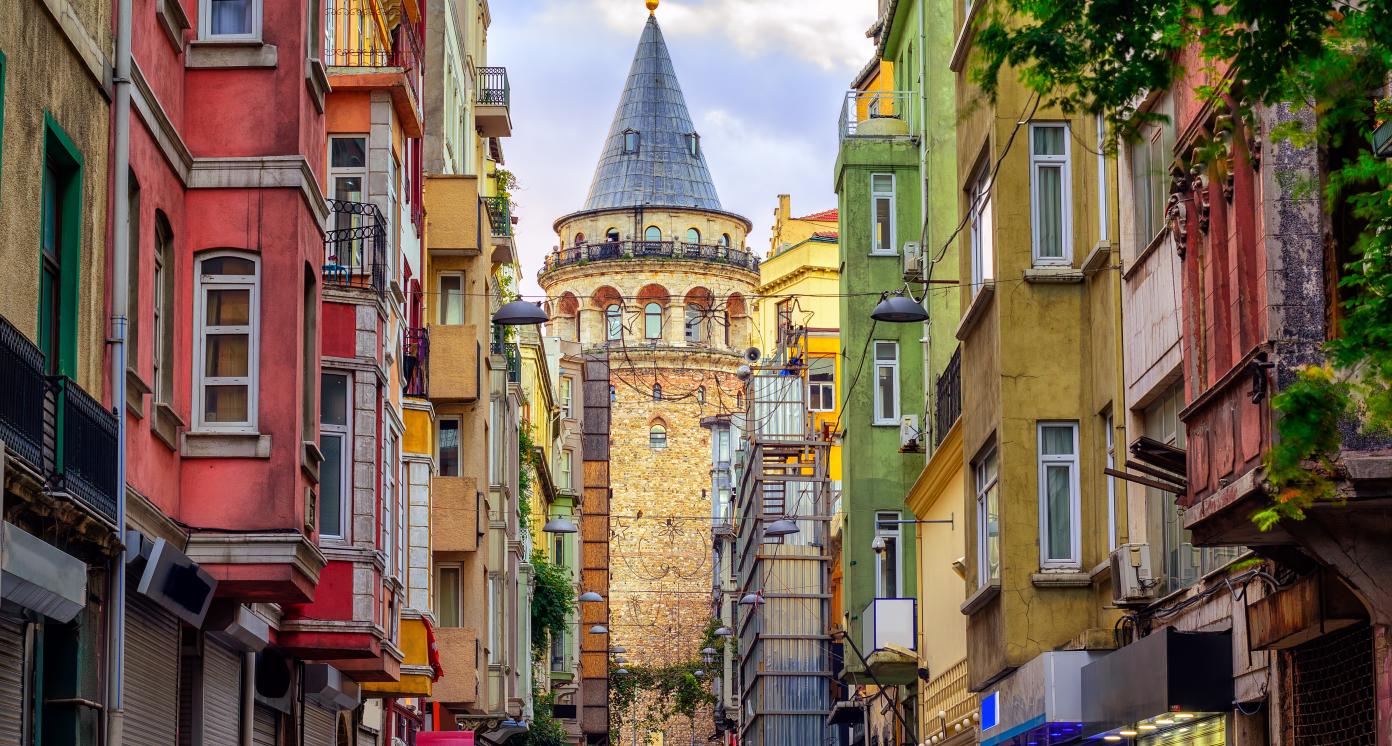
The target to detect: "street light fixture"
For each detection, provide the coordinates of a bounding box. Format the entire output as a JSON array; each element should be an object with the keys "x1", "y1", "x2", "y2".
[
  {"x1": 492, "y1": 300, "x2": 549, "y2": 326},
  {"x1": 610, "y1": 645, "x2": 627, "y2": 654},
  {"x1": 764, "y1": 518, "x2": 799, "y2": 537},
  {"x1": 714, "y1": 626, "x2": 733, "y2": 637},
  {"x1": 542, "y1": 517, "x2": 579, "y2": 534},
  {"x1": 739, "y1": 592, "x2": 764, "y2": 606},
  {"x1": 589, "y1": 624, "x2": 609, "y2": 635},
  {"x1": 578, "y1": 591, "x2": 604, "y2": 602},
  {"x1": 870, "y1": 289, "x2": 928, "y2": 323}
]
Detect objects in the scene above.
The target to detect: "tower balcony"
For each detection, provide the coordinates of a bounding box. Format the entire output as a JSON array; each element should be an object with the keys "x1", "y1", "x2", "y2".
[
  {"x1": 839, "y1": 90, "x2": 918, "y2": 141},
  {"x1": 538, "y1": 239, "x2": 759, "y2": 281},
  {"x1": 475, "y1": 66, "x2": 512, "y2": 138}
]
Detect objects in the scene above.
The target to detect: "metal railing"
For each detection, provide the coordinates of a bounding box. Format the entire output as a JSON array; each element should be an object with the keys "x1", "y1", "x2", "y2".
[
  {"x1": 48, "y1": 376, "x2": 119, "y2": 524},
  {"x1": 540, "y1": 239, "x2": 760, "y2": 274},
  {"x1": 324, "y1": 199, "x2": 388, "y2": 298},
  {"x1": 0, "y1": 315, "x2": 46, "y2": 469},
  {"x1": 403, "y1": 326, "x2": 429, "y2": 397},
  {"x1": 839, "y1": 90, "x2": 917, "y2": 141},
  {"x1": 324, "y1": 0, "x2": 423, "y2": 100},
  {"x1": 934, "y1": 346, "x2": 961, "y2": 446},
  {"x1": 477, "y1": 66, "x2": 510, "y2": 107},
  {"x1": 505, "y1": 345, "x2": 521, "y2": 384},
  {"x1": 483, "y1": 195, "x2": 513, "y2": 238}
]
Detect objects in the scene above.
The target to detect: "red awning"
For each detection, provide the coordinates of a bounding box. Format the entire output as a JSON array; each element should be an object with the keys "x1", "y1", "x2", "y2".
[{"x1": 417, "y1": 733, "x2": 475, "y2": 745}]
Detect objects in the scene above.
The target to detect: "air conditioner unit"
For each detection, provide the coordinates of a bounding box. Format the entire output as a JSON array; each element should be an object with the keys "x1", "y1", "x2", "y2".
[
  {"x1": 1110, "y1": 543, "x2": 1157, "y2": 605},
  {"x1": 899, "y1": 415, "x2": 920, "y2": 451},
  {"x1": 902, "y1": 242, "x2": 924, "y2": 280}
]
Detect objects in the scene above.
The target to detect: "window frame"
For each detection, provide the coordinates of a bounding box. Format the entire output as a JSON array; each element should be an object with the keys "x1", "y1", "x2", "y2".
[
  {"x1": 436, "y1": 564, "x2": 462, "y2": 628},
  {"x1": 438, "y1": 272, "x2": 465, "y2": 324},
  {"x1": 1029, "y1": 123, "x2": 1073, "y2": 265},
  {"x1": 1036, "y1": 421, "x2": 1082, "y2": 569},
  {"x1": 649, "y1": 424, "x2": 667, "y2": 449},
  {"x1": 437, "y1": 416, "x2": 462, "y2": 477},
  {"x1": 874, "y1": 511, "x2": 902, "y2": 597},
  {"x1": 872, "y1": 341, "x2": 900, "y2": 426},
  {"x1": 644, "y1": 302, "x2": 662, "y2": 340},
  {"x1": 560, "y1": 376, "x2": 574, "y2": 419},
  {"x1": 807, "y1": 356, "x2": 835, "y2": 412},
  {"x1": 1105, "y1": 412, "x2": 1118, "y2": 552},
  {"x1": 198, "y1": 0, "x2": 262, "y2": 41},
  {"x1": 605, "y1": 304, "x2": 622, "y2": 342},
  {"x1": 319, "y1": 370, "x2": 352, "y2": 542},
  {"x1": 153, "y1": 214, "x2": 175, "y2": 404},
  {"x1": 623, "y1": 129, "x2": 640, "y2": 154},
  {"x1": 975, "y1": 445, "x2": 1000, "y2": 586},
  {"x1": 968, "y1": 159, "x2": 995, "y2": 291},
  {"x1": 559, "y1": 449, "x2": 574, "y2": 491},
  {"x1": 192, "y1": 250, "x2": 260, "y2": 433},
  {"x1": 870, "y1": 173, "x2": 897, "y2": 255}
]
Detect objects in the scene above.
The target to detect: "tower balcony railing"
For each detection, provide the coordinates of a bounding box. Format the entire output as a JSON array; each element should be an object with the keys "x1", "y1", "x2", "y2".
[
  {"x1": 839, "y1": 90, "x2": 917, "y2": 141},
  {"x1": 403, "y1": 325, "x2": 429, "y2": 397},
  {"x1": 324, "y1": 199, "x2": 388, "y2": 299},
  {"x1": 540, "y1": 239, "x2": 760, "y2": 275},
  {"x1": 324, "y1": 0, "x2": 424, "y2": 101}
]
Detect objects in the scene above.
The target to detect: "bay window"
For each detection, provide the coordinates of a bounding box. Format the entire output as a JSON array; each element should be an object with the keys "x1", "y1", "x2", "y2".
[
  {"x1": 200, "y1": 0, "x2": 260, "y2": 39},
  {"x1": 871, "y1": 173, "x2": 896, "y2": 255},
  {"x1": 1029, "y1": 123, "x2": 1071, "y2": 264},
  {"x1": 1038, "y1": 422, "x2": 1081, "y2": 568},
  {"x1": 319, "y1": 372, "x2": 350, "y2": 541},
  {"x1": 969, "y1": 161, "x2": 995, "y2": 291},
  {"x1": 975, "y1": 446, "x2": 1000, "y2": 585},
  {"x1": 873, "y1": 341, "x2": 899, "y2": 425},
  {"x1": 874, "y1": 511, "x2": 902, "y2": 597},
  {"x1": 438, "y1": 418, "x2": 461, "y2": 477},
  {"x1": 193, "y1": 252, "x2": 259, "y2": 432}
]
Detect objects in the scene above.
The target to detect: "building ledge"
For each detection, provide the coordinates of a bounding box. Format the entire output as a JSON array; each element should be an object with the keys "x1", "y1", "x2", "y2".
[
  {"x1": 185, "y1": 530, "x2": 326, "y2": 604},
  {"x1": 960, "y1": 583, "x2": 1000, "y2": 616},
  {"x1": 185, "y1": 39, "x2": 278, "y2": 69},
  {"x1": 1031, "y1": 571, "x2": 1092, "y2": 588},
  {"x1": 955, "y1": 282, "x2": 994, "y2": 341},
  {"x1": 152, "y1": 402, "x2": 182, "y2": 451},
  {"x1": 181, "y1": 431, "x2": 271, "y2": 458},
  {"x1": 1023, "y1": 266, "x2": 1085, "y2": 284}
]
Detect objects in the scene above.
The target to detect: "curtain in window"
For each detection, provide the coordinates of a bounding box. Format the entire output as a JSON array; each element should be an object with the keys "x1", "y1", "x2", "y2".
[
  {"x1": 1033, "y1": 126, "x2": 1066, "y2": 259},
  {"x1": 210, "y1": 0, "x2": 253, "y2": 36}
]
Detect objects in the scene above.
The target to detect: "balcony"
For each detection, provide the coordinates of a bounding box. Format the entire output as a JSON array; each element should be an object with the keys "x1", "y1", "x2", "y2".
[
  {"x1": 434, "y1": 626, "x2": 480, "y2": 706},
  {"x1": 934, "y1": 346, "x2": 961, "y2": 446},
  {"x1": 539, "y1": 239, "x2": 760, "y2": 278},
  {"x1": 475, "y1": 66, "x2": 512, "y2": 138},
  {"x1": 325, "y1": 0, "x2": 424, "y2": 133},
  {"x1": 0, "y1": 316, "x2": 119, "y2": 526},
  {"x1": 428, "y1": 324, "x2": 480, "y2": 402},
  {"x1": 403, "y1": 326, "x2": 429, "y2": 397},
  {"x1": 423, "y1": 175, "x2": 482, "y2": 255},
  {"x1": 324, "y1": 199, "x2": 387, "y2": 299},
  {"x1": 858, "y1": 597, "x2": 917, "y2": 684},
  {"x1": 839, "y1": 90, "x2": 917, "y2": 141},
  {"x1": 482, "y1": 194, "x2": 516, "y2": 263},
  {"x1": 432, "y1": 475, "x2": 479, "y2": 554}
]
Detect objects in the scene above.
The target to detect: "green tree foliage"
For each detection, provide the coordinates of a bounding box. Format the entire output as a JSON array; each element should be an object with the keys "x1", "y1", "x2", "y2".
[
  {"x1": 609, "y1": 659, "x2": 715, "y2": 735},
  {"x1": 973, "y1": 0, "x2": 1392, "y2": 526},
  {"x1": 505, "y1": 687, "x2": 569, "y2": 746},
  {"x1": 531, "y1": 554, "x2": 575, "y2": 659}
]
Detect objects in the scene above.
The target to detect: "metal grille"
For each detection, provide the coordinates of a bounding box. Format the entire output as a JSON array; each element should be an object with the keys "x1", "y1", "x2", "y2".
[
  {"x1": 0, "y1": 314, "x2": 45, "y2": 469},
  {"x1": 1290, "y1": 623, "x2": 1375, "y2": 746},
  {"x1": 324, "y1": 199, "x2": 387, "y2": 298},
  {"x1": 934, "y1": 346, "x2": 961, "y2": 446}
]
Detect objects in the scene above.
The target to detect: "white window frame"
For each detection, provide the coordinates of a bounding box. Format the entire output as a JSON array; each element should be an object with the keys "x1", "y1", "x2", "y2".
[
  {"x1": 644, "y1": 303, "x2": 662, "y2": 339},
  {"x1": 319, "y1": 371, "x2": 352, "y2": 541},
  {"x1": 870, "y1": 173, "x2": 897, "y2": 255},
  {"x1": 438, "y1": 272, "x2": 465, "y2": 324},
  {"x1": 1105, "y1": 412, "x2": 1118, "y2": 551},
  {"x1": 327, "y1": 134, "x2": 368, "y2": 201},
  {"x1": 1029, "y1": 123, "x2": 1073, "y2": 265},
  {"x1": 606, "y1": 304, "x2": 623, "y2": 342},
  {"x1": 559, "y1": 449, "x2": 574, "y2": 491},
  {"x1": 969, "y1": 160, "x2": 995, "y2": 291},
  {"x1": 436, "y1": 564, "x2": 462, "y2": 627},
  {"x1": 872, "y1": 341, "x2": 900, "y2": 426},
  {"x1": 975, "y1": 446, "x2": 1000, "y2": 586},
  {"x1": 1037, "y1": 421, "x2": 1082, "y2": 569},
  {"x1": 437, "y1": 416, "x2": 461, "y2": 477},
  {"x1": 874, "y1": 511, "x2": 902, "y2": 597},
  {"x1": 152, "y1": 230, "x2": 169, "y2": 403},
  {"x1": 808, "y1": 356, "x2": 835, "y2": 412},
  {"x1": 561, "y1": 376, "x2": 574, "y2": 419},
  {"x1": 198, "y1": 0, "x2": 261, "y2": 40},
  {"x1": 382, "y1": 425, "x2": 402, "y2": 577},
  {"x1": 192, "y1": 251, "x2": 260, "y2": 433}
]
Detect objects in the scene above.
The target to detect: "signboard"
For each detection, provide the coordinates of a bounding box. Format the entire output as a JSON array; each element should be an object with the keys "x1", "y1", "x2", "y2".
[{"x1": 981, "y1": 691, "x2": 1000, "y2": 732}]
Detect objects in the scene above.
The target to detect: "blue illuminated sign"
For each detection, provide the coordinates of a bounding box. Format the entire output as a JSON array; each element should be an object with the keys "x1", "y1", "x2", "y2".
[{"x1": 981, "y1": 691, "x2": 1000, "y2": 731}]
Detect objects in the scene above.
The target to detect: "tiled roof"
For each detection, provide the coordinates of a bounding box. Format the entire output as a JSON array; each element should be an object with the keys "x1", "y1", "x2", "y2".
[
  {"x1": 797, "y1": 208, "x2": 839, "y2": 223},
  {"x1": 813, "y1": 230, "x2": 839, "y2": 239},
  {"x1": 582, "y1": 15, "x2": 722, "y2": 212}
]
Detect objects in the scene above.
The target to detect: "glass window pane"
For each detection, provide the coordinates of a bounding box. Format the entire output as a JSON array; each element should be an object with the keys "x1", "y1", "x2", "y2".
[
  {"x1": 607, "y1": 305, "x2": 622, "y2": 340},
  {"x1": 1045, "y1": 464, "x2": 1072, "y2": 559},
  {"x1": 686, "y1": 228, "x2": 700, "y2": 244},
  {"x1": 875, "y1": 342, "x2": 896, "y2": 361},
  {"x1": 439, "y1": 420, "x2": 460, "y2": 476},
  {"x1": 1036, "y1": 165, "x2": 1063, "y2": 257},
  {"x1": 206, "y1": 288, "x2": 250, "y2": 325},
  {"x1": 320, "y1": 433, "x2": 343, "y2": 536},
  {"x1": 1033, "y1": 125, "x2": 1065, "y2": 156},
  {"x1": 204, "y1": 384, "x2": 249, "y2": 422},
  {"x1": 209, "y1": 0, "x2": 252, "y2": 35},
  {"x1": 645, "y1": 226, "x2": 661, "y2": 242},
  {"x1": 321, "y1": 373, "x2": 348, "y2": 426},
  {"x1": 1041, "y1": 425, "x2": 1074, "y2": 455},
  {"x1": 877, "y1": 366, "x2": 894, "y2": 416},
  {"x1": 871, "y1": 174, "x2": 893, "y2": 192},
  {"x1": 438, "y1": 567, "x2": 461, "y2": 627},
  {"x1": 205, "y1": 334, "x2": 249, "y2": 376},
  {"x1": 333, "y1": 176, "x2": 363, "y2": 205},
  {"x1": 331, "y1": 137, "x2": 367, "y2": 169},
  {"x1": 875, "y1": 197, "x2": 892, "y2": 253},
  {"x1": 645, "y1": 304, "x2": 661, "y2": 338},
  {"x1": 985, "y1": 483, "x2": 1000, "y2": 581},
  {"x1": 440, "y1": 276, "x2": 464, "y2": 324},
  {"x1": 202, "y1": 256, "x2": 255, "y2": 276}
]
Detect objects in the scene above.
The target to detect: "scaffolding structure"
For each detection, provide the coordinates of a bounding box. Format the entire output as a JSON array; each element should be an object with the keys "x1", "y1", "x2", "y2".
[{"x1": 733, "y1": 329, "x2": 833, "y2": 745}]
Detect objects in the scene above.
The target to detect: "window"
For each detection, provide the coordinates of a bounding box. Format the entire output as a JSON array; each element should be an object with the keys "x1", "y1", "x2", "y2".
[
  {"x1": 623, "y1": 129, "x2": 640, "y2": 154},
  {"x1": 606, "y1": 227, "x2": 620, "y2": 242},
  {"x1": 875, "y1": 512, "x2": 901, "y2": 597},
  {"x1": 1030, "y1": 124, "x2": 1071, "y2": 264},
  {"x1": 302, "y1": 268, "x2": 317, "y2": 443},
  {"x1": 652, "y1": 383, "x2": 662, "y2": 401},
  {"x1": 1130, "y1": 98, "x2": 1174, "y2": 252},
  {"x1": 382, "y1": 427, "x2": 400, "y2": 576},
  {"x1": 871, "y1": 173, "x2": 896, "y2": 255},
  {"x1": 40, "y1": 117, "x2": 83, "y2": 377},
  {"x1": 153, "y1": 213, "x2": 175, "y2": 403},
  {"x1": 719, "y1": 233, "x2": 731, "y2": 247},
  {"x1": 437, "y1": 565, "x2": 462, "y2": 627},
  {"x1": 438, "y1": 418, "x2": 461, "y2": 477},
  {"x1": 697, "y1": 386, "x2": 706, "y2": 404},
  {"x1": 606, "y1": 304, "x2": 622, "y2": 342},
  {"x1": 1037, "y1": 422, "x2": 1080, "y2": 568},
  {"x1": 561, "y1": 376, "x2": 574, "y2": 418},
  {"x1": 808, "y1": 357, "x2": 835, "y2": 411},
  {"x1": 649, "y1": 424, "x2": 667, "y2": 449},
  {"x1": 574, "y1": 232, "x2": 585, "y2": 246},
  {"x1": 328, "y1": 136, "x2": 367, "y2": 268},
  {"x1": 609, "y1": 385, "x2": 617, "y2": 402},
  {"x1": 550, "y1": 627, "x2": 567, "y2": 672},
  {"x1": 872, "y1": 341, "x2": 899, "y2": 425},
  {"x1": 685, "y1": 304, "x2": 704, "y2": 343},
  {"x1": 644, "y1": 302, "x2": 662, "y2": 339},
  {"x1": 1105, "y1": 412, "x2": 1118, "y2": 551},
  {"x1": 439, "y1": 273, "x2": 464, "y2": 324},
  {"x1": 715, "y1": 427, "x2": 731, "y2": 463},
  {"x1": 644, "y1": 225, "x2": 662, "y2": 243},
  {"x1": 559, "y1": 449, "x2": 574, "y2": 491},
  {"x1": 975, "y1": 446, "x2": 1000, "y2": 585},
  {"x1": 127, "y1": 171, "x2": 141, "y2": 366},
  {"x1": 193, "y1": 252, "x2": 259, "y2": 431},
  {"x1": 685, "y1": 227, "x2": 700, "y2": 244},
  {"x1": 320, "y1": 372, "x2": 350, "y2": 540},
  {"x1": 200, "y1": 0, "x2": 260, "y2": 39},
  {"x1": 968, "y1": 160, "x2": 995, "y2": 291},
  {"x1": 686, "y1": 133, "x2": 700, "y2": 157}
]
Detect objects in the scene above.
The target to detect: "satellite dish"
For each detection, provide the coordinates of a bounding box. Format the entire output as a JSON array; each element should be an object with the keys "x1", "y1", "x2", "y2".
[{"x1": 744, "y1": 347, "x2": 761, "y2": 363}]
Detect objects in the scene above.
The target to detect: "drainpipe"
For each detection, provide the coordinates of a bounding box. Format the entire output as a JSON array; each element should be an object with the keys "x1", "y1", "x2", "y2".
[
  {"x1": 242, "y1": 652, "x2": 256, "y2": 746},
  {"x1": 106, "y1": 0, "x2": 133, "y2": 737}
]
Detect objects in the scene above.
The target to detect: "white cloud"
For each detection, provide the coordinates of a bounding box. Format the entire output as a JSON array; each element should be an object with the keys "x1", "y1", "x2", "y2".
[{"x1": 541, "y1": 0, "x2": 877, "y2": 72}]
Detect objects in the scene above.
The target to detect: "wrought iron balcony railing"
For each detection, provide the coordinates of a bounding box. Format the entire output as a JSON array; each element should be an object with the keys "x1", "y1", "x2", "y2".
[
  {"x1": 403, "y1": 326, "x2": 429, "y2": 397},
  {"x1": 505, "y1": 344, "x2": 521, "y2": 384},
  {"x1": 934, "y1": 346, "x2": 961, "y2": 446},
  {"x1": 324, "y1": 0, "x2": 424, "y2": 100},
  {"x1": 0, "y1": 315, "x2": 46, "y2": 470},
  {"x1": 477, "y1": 66, "x2": 510, "y2": 107},
  {"x1": 483, "y1": 195, "x2": 513, "y2": 239},
  {"x1": 325, "y1": 199, "x2": 387, "y2": 298},
  {"x1": 839, "y1": 90, "x2": 917, "y2": 141},
  {"x1": 540, "y1": 239, "x2": 760, "y2": 275}
]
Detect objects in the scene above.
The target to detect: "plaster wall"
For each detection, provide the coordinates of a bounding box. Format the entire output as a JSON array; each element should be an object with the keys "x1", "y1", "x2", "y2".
[{"x1": 554, "y1": 206, "x2": 749, "y2": 250}]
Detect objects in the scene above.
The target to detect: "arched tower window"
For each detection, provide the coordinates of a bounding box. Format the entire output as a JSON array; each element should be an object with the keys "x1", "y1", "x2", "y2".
[
  {"x1": 645, "y1": 225, "x2": 662, "y2": 243},
  {"x1": 574, "y1": 232, "x2": 585, "y2": 246},
  {"x1": 606, "y1": 304, "x2": 622, "y2": 341},
  {"x1": 685, "y1": 304, "x2": 704, "y2": 343},
  {"x1": 697, "y1": 386, "x2": 706, "y2": 404},
  {"x1": 644, "y1": 302, "x2": 662, "y2": 339},
  {"x1": 606, "y1": 227, "x2": 620, "y2": 242},
  {"x1": 649, "y1": 424, "x2": 667, "y2": 449},
  {"x1": 623, "y1": 129, "x2": 640, "y2": 154},
  {"x1": 609, "y1": 385, "x2": 617, "y2": 402},
  {"x1": 719, "y1": 233, "x2": 731, "y2": 247},
  {"x1": 652, "y1": 383, "x2": 662, "y2": 401},
  {"x1": 685, "y1": 228, "x2": 700, "y2": 245}
]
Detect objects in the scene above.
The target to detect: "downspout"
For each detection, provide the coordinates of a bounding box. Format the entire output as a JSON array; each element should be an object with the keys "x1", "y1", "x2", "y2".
[
  {"x1": 242, "y1": 652, "x2": 256, "y2": 746},
  {"x1": 1101, "y1": 112, "x2": 1129, "y2": 548},
  {"x1": 106, "y1": 0, "x2": 133, "y2": 737}
]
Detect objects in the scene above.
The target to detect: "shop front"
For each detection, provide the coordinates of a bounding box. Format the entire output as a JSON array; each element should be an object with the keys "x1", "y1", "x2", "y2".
[
  {"x1": 1081, "y1": 628, "x2": 1233, "y2": 745},
  {"x1": 978, "y1": 651, "x2": 1100, "y2": 746}
]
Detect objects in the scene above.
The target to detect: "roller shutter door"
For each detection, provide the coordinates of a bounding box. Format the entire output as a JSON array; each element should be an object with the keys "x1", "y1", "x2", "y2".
[
  {"x1": 126, "y1": 596, "x2": 180, "y2": 745},
  {"x1": 0, "y1": 615, "x2": 26, "y2": 746},
  {"x1": 202, "y1": 639, "x2": 243, "y2": 745},
  {"x1": 303, "y1": 702, "x2": 337, "y2": 746},
  {"x1": 252, "y1": 703, "x2": 279, "y2": 746}
]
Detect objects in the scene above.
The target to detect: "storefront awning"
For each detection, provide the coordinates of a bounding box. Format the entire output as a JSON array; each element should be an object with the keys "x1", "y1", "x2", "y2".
[
  {"x1": 979, "y1": 651, "x2": 1101, "y2": 746},
  {"x1": 1, "y1": 522, "x2": 86, "y2": 622},
  {"x1": 1081, "y1": 627, "x2": 1233, "y2": 731}
]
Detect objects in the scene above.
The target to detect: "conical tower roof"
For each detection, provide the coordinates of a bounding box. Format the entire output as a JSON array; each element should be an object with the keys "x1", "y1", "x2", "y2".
[{"x1": 582, "y1": 15, "x2": 722, "y2": 212}]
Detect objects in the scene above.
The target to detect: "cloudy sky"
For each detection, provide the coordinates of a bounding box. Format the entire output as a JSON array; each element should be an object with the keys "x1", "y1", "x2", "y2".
[{"x1": 489, "y1": 0, "x2": 878, "y2": 298}]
